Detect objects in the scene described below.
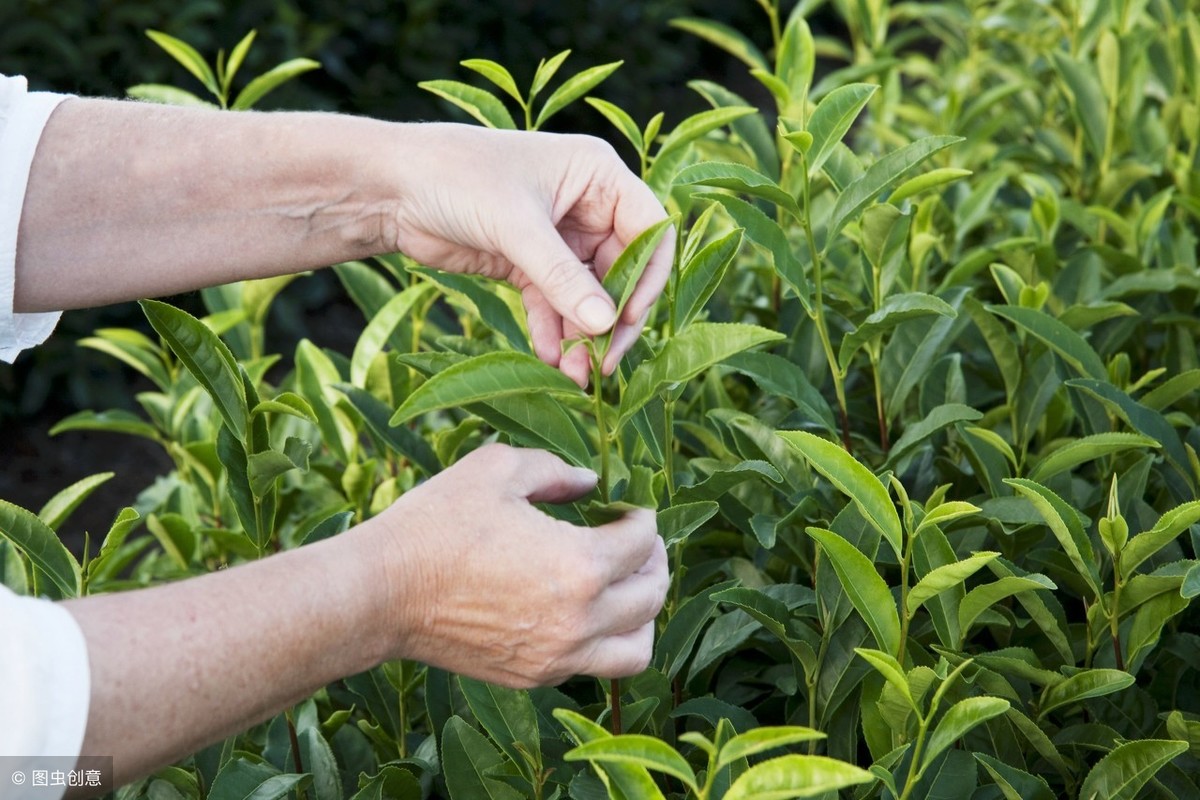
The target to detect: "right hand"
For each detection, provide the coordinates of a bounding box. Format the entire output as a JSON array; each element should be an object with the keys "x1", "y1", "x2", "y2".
[{"x1": 371, "y1": 443, "x2": 668, "y2": 688}]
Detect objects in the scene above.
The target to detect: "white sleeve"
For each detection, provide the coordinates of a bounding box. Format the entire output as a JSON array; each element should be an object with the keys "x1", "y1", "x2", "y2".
[
  {"x1": 0, "y1": 584, "x2": 91, "y2": 776},
  {"x1": 0, "y1": 74, "x2": 70, "y2": 364}
]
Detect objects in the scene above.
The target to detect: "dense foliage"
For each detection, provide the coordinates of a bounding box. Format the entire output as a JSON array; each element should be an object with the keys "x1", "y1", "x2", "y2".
[{"x1": 3, "y1": 0, "x2": 1200, "y2": 798}]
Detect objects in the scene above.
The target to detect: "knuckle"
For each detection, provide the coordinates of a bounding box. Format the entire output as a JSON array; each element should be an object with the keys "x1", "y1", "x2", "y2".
[{"x1": 539, "y1": 257, "x2": 586, "y2": 299}]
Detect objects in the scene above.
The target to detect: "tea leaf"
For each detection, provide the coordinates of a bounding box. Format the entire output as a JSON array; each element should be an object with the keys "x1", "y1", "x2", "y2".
[
  {"x1": 659, "y1": 501, "x2": 719, "y2": 547},
  {"x1": 535, "y1": 60, "x2": 623, "y2": 129},
  {"x1": 654, "y1": 106, "x2": 757, "y2": 165},
  {"x1": 915, "y1": 501, "x2": 980, "y2": 537},
  {"x1": 1121, "y1": 501, "x2": 1200, "y2": 575},
  {"x1": 391, "y1": 352, "x2": 584, "y2": 426},
  {"x1": 0, "y1": 499, "x2": 80, "y2": 598},
  {"x1": 411, "y1": 267, "x2": 528, "y2": 354},
  {"x1": 989, "y1": 305, "x2": 1107, "y2": 381},
  {"x1": 296, "y1": 340, "x2": 353, "y2": 464},
  {"x1": 959, "y1": 575, "x2": 1056, "y2": 636},
  {"x1": 1051, "y1": 51, "x2": 1109, "y2": 162},
  {"x1": 1079, "y1": 739, "x2": 1188, "y2": 800},
  {"x1": 1029, "y1": 433, "x2": 1160, "y2": 482},
  {"x1": 586, "y1": 97, "x2": 643, "y2": 152},
  {"x1": 674, "y1": 460, "x2": 783, "y2": 504},
  {"x1": 725, "y1": 352, "x2": 836, "y2": 433},
  {"x1": 530, "y1": 51, "x2": 571, "y2": 101},
  {"x1": 712, "y1": 586, "x2": 818, "y2": 674},
  {"x1": 1007, "y1": 478, "x2": 1103, "y2": 598},
  {"x1": 418, "y1": 80, "x2": 517, "y2": 129},
  {"x1": 780, "y1": 432, "x2": 902, "y2": 560},
  {"x1": 79, "y1": 328, "x2": 172, "y2": 390},
  {"x1": 806, "y1": 83, "x2": 878, "y2": 178},
  {"x1": 142, "y1": 300, "x2": 248, "y2": 440},
  {"x1": 716, "y1": 727, "x2": 826, "y2": 772},
  {"x1": 908, "y1": 552, "x2": 999, "y2": 616},
  {"x1": 459, "y1": 677, "x2": 541, "y2": 785},
  {"x1": 351, "y1": 282, "x2": 437, "y2": 386},
  {"x1": 689, "y1": 80, "x2": 779, "y2": 180},
  {"x1": 669, "y1": 17, "x2": 768, "y2": 71},
  {"x1": 601, "y1": 216, "x2": 676, "y2": 321},
  {"x1": 854, "y1": 648, "x2": 916, "y2": 711},
  {"x1": 1038, "y1": 669, "x2": 1135, "y2": 720},
  {"x1": 247, "y1": 437, "x2": 311, "y2": 496},
  {"x1": 460, "y1": 58, "x2": 523, "y2": 104},
  {"x1": 126, "y1": 83, "x2": 215, "y2": 107},
  {"x1": 921, "y1": 697, "x2": 1010, "y2": 774},
  {"x1": 336, "y1": 385, "x2": 441, "y2": 475},
  {"x1": 826, "y1": 135, "x2": 963, "y2": 246},
  {"x1": 889, "y1": 167, "x2": 972, "y2": 205},
  {"x1": 37, "y1": 472, "x2": 115, "y2": 532},
  {"x1": 618, "y1": 323, "x2": 784, "y2": 425},
  {"x1": 565, "y1": 736, "x2": 698, "y2": 793},
  {"x1": 145, "y1": 29, "x2": 219, "y2": 96},
  {"x1": 252, "y1": 392, "x2": 317, "y2": 424},
  {"x1": 232, "y1": 58, "x2": 320, "y2": 110},
  {"x1": 807, "y1": 527, "x2": 900, "y2": 655},
  {"x1": 776, "y1": 13, "x2": 814, "y2": 101},
  {"x1": 676, "y1": 162, "x2": 800, "y2": 218},
  {"x1": 673, "y1": 228, "x2": 743, "y2": 331},
  {"x1": 442, "y1": 716, "x2": 525, "y2": 800},
  {"x1": 553, "y1": 709, "x2": 666, "y2": 800},
  {"x1": 723, "y1": 754, "x2": 873, "y2": 799}
]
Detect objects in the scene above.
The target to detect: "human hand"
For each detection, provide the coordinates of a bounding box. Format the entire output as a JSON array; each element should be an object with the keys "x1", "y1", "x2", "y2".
[
  {"x1": 372, "y1": 443, "x2": 668, "y2": 688},
  {"x1": 388, "y1": 124, "x2": 675, "y2": 386}
]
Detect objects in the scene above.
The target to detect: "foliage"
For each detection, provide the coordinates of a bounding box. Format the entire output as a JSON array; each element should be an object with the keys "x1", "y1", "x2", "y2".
[{"x1": 3, "y1": 0, "x2": 1200, "y2": 798}]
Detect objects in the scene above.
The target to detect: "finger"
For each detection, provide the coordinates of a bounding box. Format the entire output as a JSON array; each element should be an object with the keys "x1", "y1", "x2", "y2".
[
  {"x1": 593, "y1": 174, "x2": 674, "y2": 324},
  {"x1": 621, "y1": 221, "x2": 675, "y2": 324},
  {"x1": 579, "y1": 620, "x2": 656, "y2": 679},
  {"x1": 502, "y1": 211, "x2": 617, "y2": 337},
  {"x1": 521, "y1": 284, "x2": 563, "y2": 367},
  {"x1": 586, "y1": 541, "x2": 669, "y2": 638},
  {"x1": 585, "y1": 508, "x2": 661, "y2": 585},
  {"x1": 559, "y1": 319, "x2": 593, "y2": 387},
  {"x1": 500, "y1": 446, "x2": 598, "y2": 504},
  {"x1": 601, "y1": 307, "x2": 650, "y2": 375}
]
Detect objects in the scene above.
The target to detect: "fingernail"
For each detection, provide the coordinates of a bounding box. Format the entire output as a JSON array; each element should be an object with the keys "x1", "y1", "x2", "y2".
[
  {"x1": 577, "y1": 295, "x2": 616, "y2": 334},
  {"x1": 574, "y1": 466, "x2": 599, "y2": 483}
]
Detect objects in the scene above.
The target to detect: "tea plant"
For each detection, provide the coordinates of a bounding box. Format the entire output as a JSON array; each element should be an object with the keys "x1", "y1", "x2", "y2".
[{"x1": 4, "y1": 1, "x2": 1200, "y2": 798}]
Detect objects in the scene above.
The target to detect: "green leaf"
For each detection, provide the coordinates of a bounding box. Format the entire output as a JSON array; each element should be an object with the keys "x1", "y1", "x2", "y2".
[
  {"x1": 207, "y1": 758, "x2": 309, "y2": 800},
  {"x1": 349, "y1": 767, "x2": 422, "y2": 800},
  {"x1": 825, "y1": 135, "x2": 962, "y2": 247},
  {"x1": 78, "y1": 328, "x2": 171, "y2": 390},
  {"x1": 776, "y1": 13, "x2": 815, "y2": 101},
  {"x1": 779, "y1": 431, "x2": 902, "y2": 560},
  {"x1": 618, "y1": 323, "x2": 784, "y2": 425},
  {"x1": 654, "y1": 106, "x2": 757, "y2": 165},
  {"x1": 885, "y1": 403, "x2": 982, "y2": 471},
  {"x1": 1006, "y1": 478, "x2": 1102, "y2": 598},
  {"x1": 530, "y1": 51, "x2": 571, "y2": 100},
  {"x1": 711, "y1": 586, "x2": 818, "y2": 674},
  {"x1": 391, "y1": 352, "x2": 584, "y2": 426},
  {"x1": 251, "y1": 392, "x2": 317, "y2": 424},
  {"x1": 675, "y1": 162, "x2": 800, "y2": 218},
  {"x1": 586, "y1": 97, "x2": 643, "y2": 152},
  {"x1": 247, "y1": 437, "x2": 311, "y2": 496},
  {"x1": 458, "y1": 677, "x2": 541, "y2": 785},
  {"x1": 298, "y1": 727, "x2": 341, "y2": 800},
  {"x1": 959, "y1": 575, "x2": 1056, "y2": 636},
  {"x1": 1079, "y1": 739, "x2": 1187, "y2": 800},
  {"x1": 601, "y1": 217, "x2": 676, "y2": 321},
  {"x1": 1050, "y1": 51, "x2": 1109, "y2": 162},
  {"x1": 723, "y1": 754, "x2": 873, "y2": 799},
  {"x1": 126, "y1": 84, "x2": 216, "y2": 107},
  {"x1": 673, "y1": 229, "x2": 743, "y2": 331},
  {"x1": 1038, "y1": 669, "x2": 1135, "y2": 720},
  {"x1": 412, "y1": 268, "x2": 528, "y2": 354},
  {"x1": 914, "y1": 501, "x2": 980, "y2": 537},
  {"x1": 535, "y1": 60, "x2": 623, "y2": 129},
  {"x1": 145, "y1": 30, "x2": 219, "y2": 97},
  {"x1": 1029, "y1": 433, "x2": 1161, "y2": 482},
  {"x1": 0, "y1": 499, "x2": 80, "y2": 598},
  {"x1": 674, "y1": 460, "x2": 783, "y2": 504},
  {"x1": 669, "y1": 17, "x2": 768, "y2": 71},
  {"x1": 989, "y1": 305, "x2": 1107, "y2": 380},
  {"x1": 807, "y1": 527, "x2": 900, "y2": 655},
  {"x1": 553, "y1": 709, "x2": 665, "y2": 800},
  {"x1": 921, "y1": 697, "x2": 1010, "y2": 773},
  {"x1": 805, "y1": 83, "x2": 878, "y2": 178},
  {"x1": 141, "y1": 300, "x2": 248, "y2": 440},
  {"x1": 974, "y1": 754, "x2": 1055, "y2": 800},
  {"x1": 565, "y1": 736, "x2": 698, "y2": 793},
  {"x1": 418, "y1": 80, "x2": 517, "y2": 129},
  {"x1": 1122, "y1": 501, "x2": 1200, "y2": 575},
  {"x1": 37, "y1": 472, "x2": 115, "y2": 532},
  {"x1": 717, "y1": 727, "x2": 826, "y2": 772},
  {"x1": 442, "y1": 716, "x2": 525, "y2": 800},
  {"x1": 659, "y1": 502, "x2": 719, "y2": 547},
  {"x1": 232, "y1": 58, "x2": 320, "y2": 110},
  {"x1": 223, "y1": 30, "x2": 256, "y2": 94},
  {"x1": 350, "y1": 283, "x2": 437, "y2": 386},
  {"x1": 295, "y1": 339, "x2": 352, "y2": 463},
  {"x1": 461, "y1": 58, "x2": 523, "y2": 103},
  {"x1": 889, "y1": 168, "x2": 973, "y2": 205},
  {"x1": 336, "y1": 385, "x2": 440, "y2": 475},
  {"x1": 908, "y1": 552, "x2": 999, "y2": 616},
  {"x1": 855, "y1": 648, "x2": 916, "y2": 711}
]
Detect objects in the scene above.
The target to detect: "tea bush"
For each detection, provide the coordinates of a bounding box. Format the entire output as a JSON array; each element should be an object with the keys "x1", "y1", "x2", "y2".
[{"x1": 3, "y1": 0, "x2": 1200, "y2": 798}]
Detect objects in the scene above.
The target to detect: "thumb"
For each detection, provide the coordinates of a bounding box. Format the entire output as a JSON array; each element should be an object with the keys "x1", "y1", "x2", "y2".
[{"x1": 504, "y1": 222, "x2": 616, "y2": 336}]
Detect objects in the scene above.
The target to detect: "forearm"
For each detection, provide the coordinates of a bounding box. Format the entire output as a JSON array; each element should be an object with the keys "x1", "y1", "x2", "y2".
[
  {"x1": 15, "y1": 98, "x2": 403, "y2": 312},
  {"x1": 62, "y1": 520, "x2": 400, "y2": 785}
]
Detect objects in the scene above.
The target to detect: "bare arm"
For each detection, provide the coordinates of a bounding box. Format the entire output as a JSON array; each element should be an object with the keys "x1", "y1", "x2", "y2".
[
  {"x1": 65, "y1": 445, "x2": 668, "y2": 785},
  {"x1": 16, "y1": 99, "x2": 674, "y2": 382}
]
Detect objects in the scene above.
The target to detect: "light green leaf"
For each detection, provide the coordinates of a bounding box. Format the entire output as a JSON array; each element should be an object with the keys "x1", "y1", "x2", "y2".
[
  {"x1": 295, "y1": 339, "x2": 352, "y2": 463},
  {"x1": 251, "y1": 392, "x2": 317, "y2": 424},
  {"x1": 78, "y1": 327, "x2": 171, "y2": 390},
  {"x1": 145, "y1": 30, "x2": 219, "y2": 96},
  {"x1": 553, "y1": 709, "x2": 666, "y2": 800},
  {"x1": 921, "y1": 697, "x2": 1010, "y2": 773},
  {"x1": 723, "y1": 754, "x2": 873, "y2": 800},
  {"x1": 779, "y1": 431, "x2": 902, "y2": 559},
  {"x1": 535, "y1": 61, "x2": 623, "y2": 129},
  {"x1": 989, "y1": 305, "x2": 1107, "y2": 380},
  {"x1": 673, "y1": 229, "x2": 743, "y2": 331},
  {"x1": 885, "y1": 403, "x2": 981, "y2": 471},
  {"x1": 565, "y1": 736, "x2": 698, "y2": 793},
  {"x1": 232, "y1": 58, "x2": 320, "y2": 110},
  {"x1": 854, "y1": 648, "x2": 916, "y2": 712},
  {"x1": 654, "y1": 106, "x2": 757, "y2": 165},
  {"x1": 1051, "y1": 51, "x2": 1109, "y2": 162},
  {"x1": 586, "y1": 97, "x2": 643, "y2": 152},
  {"x1": 418, "y1": 80, "x2": 517, "y2": 129},
  {"x1": 1030, "y1": 433, "x2": 1161, "y2": 482},
  {"x1": 826, "y1": 135, "x2": 963, "y2": 246},
  {"x1": 126, "y1": 84, "x2": 216, "y2": 107},
  {"x1": 959, "y1": 575, "x2": 1055, "y2": 635},
  {"x1": 391, "y1": 352, "x2": 584, "y2": 426},
  {"x1": 441, "y1": 716, "x2": 525, "y2": 800},
  {"x1": 1007, "y1": 478, "x2": 1102, "y2": 597},
  {"x1": 889, "y1": 168, "x2": 972, "y2": 204},
  {"x1": 602, "y1": 217, "x2": 676, "y2": 321},
  {"x1": 38, "y1": 472, "x2": 115, "y2": 532},
  {"x1": 461, "y1": 58, "x2": 523, "y2": 103},
  {"x1": 1078, "y1": 739, "x2": 1187, "y2": 800},
  {"x1": 0, "y1": 500, "x2": 80, "y2": 598},
  {"x1": 618, "y1": 323, "x2": 784, "y2": 426},
  {"x1": 223, "y1": 30, "x2": 256, "y2": 94},
  {"x1": 247, "y1": 437, "x2": 311, "y2": 496},
  {"x1": 908, "y1": 552, "x2": 999, "y2": 616},
  {"x1": 914, "y1": 501, "x2": 980, "y2": 537},
  {"x1": 530, "y1": 51, "x2": 571, "y2": 101},
  {"x1": 807, "y1": 527, "x2": 900, "y2": 655},
  {"x1": 669, "y1": 17, "x2": 769, "y2": 71},
  {"x1": 805, "y1": 83, "x2": 878, "y2": 178},
  {"x1": 412, "y1": 268, "x2": 528, "y2": 354},
  {"x1": 675, "y1": 162, "x2": 800, "y2": 218},
  {"x1": 350, "y1": 282, "x2": 437, "y2": 386},
  {"x1": 717, "y1": 727, "x2": 826, "y2": 772},
  {"x1": 1039, "y1": 669, "x2": 1135, "y2": 720},
  {"x1": 141, "y1": 300, "x2": 247, "y2": 439}
]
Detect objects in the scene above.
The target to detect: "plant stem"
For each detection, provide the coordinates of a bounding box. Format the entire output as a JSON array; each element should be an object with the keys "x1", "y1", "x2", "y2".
[
  {"x1": 610, "y1": 678, "x2": 623, "y2": 735},
  {"x1": 286, "y1": 710, "x2": 307, "y2": 800},
  {"x1": 896, "y1": 716, "x2": 929, "y2": 800},
  {"x1": 592, "y1": 355, "x2": 611, "y2": 504}
]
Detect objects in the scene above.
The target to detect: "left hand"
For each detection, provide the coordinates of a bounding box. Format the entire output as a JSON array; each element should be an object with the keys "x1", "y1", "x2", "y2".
[{"x1": 387, "y1": 123, "x2": 675, "y2": 385}]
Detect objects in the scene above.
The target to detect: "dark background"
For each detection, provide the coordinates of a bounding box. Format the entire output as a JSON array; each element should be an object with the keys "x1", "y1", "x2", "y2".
[{"x1": 0, "y1": 0, "x2": 792, "y2": 537}]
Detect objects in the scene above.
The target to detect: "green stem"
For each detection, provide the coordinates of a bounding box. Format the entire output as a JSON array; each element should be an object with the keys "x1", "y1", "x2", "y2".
[
  {"x1": 897, "y1": 546, "x2": 911, "y2": 663},
  {"x1": 896, "y1": 716, "x2": 929, "y2": 800},
  {"x1": 286, "y1": 710, "x2": 307, "y2": 800},
  {"x1": 592, "y1": 354, "x2": 611, "y2": 504}
]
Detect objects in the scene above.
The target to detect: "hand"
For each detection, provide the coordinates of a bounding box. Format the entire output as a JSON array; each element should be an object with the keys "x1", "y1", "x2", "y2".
[
  {"x1": 388, "y1": 124, "x2": 675, "y2": 386},
  {"x1": 373, "y1": 443, "x2": 668, "y2": 687}
]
